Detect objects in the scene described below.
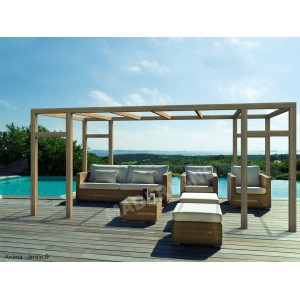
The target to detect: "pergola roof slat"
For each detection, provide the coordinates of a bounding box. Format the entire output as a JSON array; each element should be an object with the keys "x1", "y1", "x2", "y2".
[
  {"x1": 76, "y1": 113, "x2": 112, "y2": 121},
  {"x1": 112, "y1": 112, "x2": 141, "y2": 120},
  {"x1": 195, "y1": 110, "x2": 203, "y2": 119},
  {"x1": 152, "y1": 111, "x2": 172, "y2": 119}
]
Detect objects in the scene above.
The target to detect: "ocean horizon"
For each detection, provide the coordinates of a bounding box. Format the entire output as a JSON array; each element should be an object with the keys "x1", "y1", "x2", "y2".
[{"x1": 89, "y1": 149, "x2": 296, "y2": 157}]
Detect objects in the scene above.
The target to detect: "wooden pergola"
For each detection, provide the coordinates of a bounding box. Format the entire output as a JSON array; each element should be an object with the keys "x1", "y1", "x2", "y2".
[{"x1": 30, "y1": 102, "x2": 297, "y2": 232}]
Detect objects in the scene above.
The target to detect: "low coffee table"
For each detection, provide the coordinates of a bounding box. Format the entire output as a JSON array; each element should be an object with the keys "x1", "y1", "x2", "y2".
[{"x1": 120, "y1": 196, "x2": 162, "y2": 223}]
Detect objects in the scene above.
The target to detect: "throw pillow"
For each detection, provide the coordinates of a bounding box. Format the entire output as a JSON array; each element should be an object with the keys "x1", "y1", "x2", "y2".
[
  {"x1": 187, "y1": 170, "x2": 212, "y2": 186},
  {"x1": 94, "y1": 170, "x2": 118, "y2": 183},
  {"x1": 131, "y1": 171, "x2": 155, "y2": 184}
]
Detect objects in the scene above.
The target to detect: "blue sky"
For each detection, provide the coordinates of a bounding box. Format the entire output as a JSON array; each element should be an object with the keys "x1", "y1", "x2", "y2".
[{"x1": 0, "y1": 37, "x2": 299, "y2": 153}]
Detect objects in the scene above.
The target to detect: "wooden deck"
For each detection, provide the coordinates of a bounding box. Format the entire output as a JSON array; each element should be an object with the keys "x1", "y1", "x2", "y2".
[{"x1": 1, "y1": 196, "x2": 300, "y2": 262}]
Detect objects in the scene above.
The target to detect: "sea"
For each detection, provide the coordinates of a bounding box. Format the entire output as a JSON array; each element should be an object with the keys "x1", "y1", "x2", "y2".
[{"x1": 89, "y1": 149, "x2": 294, "y2": 157}]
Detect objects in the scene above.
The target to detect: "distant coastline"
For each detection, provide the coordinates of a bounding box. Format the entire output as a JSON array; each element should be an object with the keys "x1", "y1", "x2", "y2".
[{"x1": 89, "y1": 149, "x2": 295, "y2": 157}]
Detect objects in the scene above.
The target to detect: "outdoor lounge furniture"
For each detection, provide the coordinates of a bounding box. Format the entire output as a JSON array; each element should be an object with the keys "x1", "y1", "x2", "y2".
[
  {"x1": 180, "y1": 165, "x2": 218, "y2": 195},
  {"x1": 179, "y1": 192, "x2": 219, "y2": 204},
  {"x1": 172, "y1": 203, "x2": 223, "y2": 247},
  {"x1": 76, "y1": 164, "x2": 172, "y2": 204},
  {"x1": 227, "y1": 165, "x2": 271, "y2": 209},
  {"x1": 120, "y1": 196, "x2": 162, "y2": 223}
]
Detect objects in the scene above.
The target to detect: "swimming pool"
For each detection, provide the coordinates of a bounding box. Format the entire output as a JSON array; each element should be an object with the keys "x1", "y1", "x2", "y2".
[{"x1": 0, "y1": 176, "x2": 299, "y2": 198}]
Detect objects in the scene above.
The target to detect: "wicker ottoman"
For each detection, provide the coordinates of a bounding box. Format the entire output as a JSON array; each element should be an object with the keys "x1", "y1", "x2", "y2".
[
  {"x1": 172, "y1": 203, "x2": 222, "y2": 247},
  {"x1": 179, "y1": 192, "x2": 219, "y2": 204}
]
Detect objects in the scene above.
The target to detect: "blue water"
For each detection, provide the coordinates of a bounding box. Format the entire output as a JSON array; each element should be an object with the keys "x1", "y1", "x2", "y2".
[
  {"x1": 0, "y1": 176, "x2": 76, "y2": 197},
  {"x1": 171, "y1": 177, "x2": 300, "y2": 198},
  {"x1": 0, "y1": 176, "x2": 299, "y2": 198}
]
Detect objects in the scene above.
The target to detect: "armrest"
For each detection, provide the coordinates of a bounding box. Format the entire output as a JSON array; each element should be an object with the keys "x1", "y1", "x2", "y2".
[
  {"x1": 227, "y1": 173, "x2": 236, "y2": 201},
  {"x1": 212, "y1": 173, "x2": 218, "y2": 195},
  {"x1": 180, "y1": 172, "x2": 186, "y2": 194},
  {"x1": 162, "y1": 172, "x2": 172, "y2": 203},
  {"x1": 76, "y1": 172, "x2": 89, "y2": 185},
  {"x1": 227, "y1": 173, "x2": 236, "y2": 183},
  {"x1": 259, "y1": 173, "x2": 271, "y2": 188}
]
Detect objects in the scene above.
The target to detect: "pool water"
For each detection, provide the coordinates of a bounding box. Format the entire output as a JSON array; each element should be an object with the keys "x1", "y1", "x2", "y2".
[
  {"x1": 0, "y1": 176, "x2": 76, "y2": 197},
  {"x1": 0, "y1": 176, "x2": 299, "y2": 198}
]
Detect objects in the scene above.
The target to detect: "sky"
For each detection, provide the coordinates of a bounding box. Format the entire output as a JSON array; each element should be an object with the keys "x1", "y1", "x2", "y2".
[{"x1": 0, "y1": 37, "x2": 299, "y2": 154}]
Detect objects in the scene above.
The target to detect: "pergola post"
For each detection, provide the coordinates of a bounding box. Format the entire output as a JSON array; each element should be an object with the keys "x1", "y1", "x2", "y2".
[
  {"x1": 82, "y1": 120, "x2": 88, "y2": 172},
  {"x1": 233, "y1": 118, "x2": 238, "y2": 165},
  {"x1": 109, "y1": 120, "x2": 114, "y2": 165},
  {"x1": 289, "y1": 107, "x2": 297, "y2": 232},
  {"x1": 66, "y1": 113, "x2": 73, "y2": 218},
  {"x1": 241, "y1": 109, "x2": 248, "y2": 229},
  {"x1": 265, "y1": 118, "x2": 271, "y2": 176},
  {"x1": 30, "y1": 112, "x2": 38, "y2": 216}
]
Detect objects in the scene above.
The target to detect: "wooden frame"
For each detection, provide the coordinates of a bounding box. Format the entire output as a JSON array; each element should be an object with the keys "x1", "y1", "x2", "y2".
[{"x1": 30, "y1": 102, "x2": 297, "y2": 232}]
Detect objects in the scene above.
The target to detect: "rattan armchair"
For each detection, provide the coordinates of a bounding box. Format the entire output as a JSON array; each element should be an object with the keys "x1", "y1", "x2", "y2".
[
  {"x1": 180, "y1": 166, "x2": 218, "y2": 195},
  {"x1": 227, "y1": 166, "x2": 271, "y2": 209}
]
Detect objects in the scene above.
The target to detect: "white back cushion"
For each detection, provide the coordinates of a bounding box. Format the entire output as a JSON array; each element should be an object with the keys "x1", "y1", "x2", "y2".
[
  {"x1": 94, "y1": 170, "x2": 117, "y2": 183},
  {"x1": 186, "y1": 170, "x2": 212, "y2": 186},
  {"x1": 89, "y1": 164, "x2": 129, "y2": 183},
  {"x1": 231, "y1": 165, "x2": 260, "y2": 187},
  {"x1": 127, "y1": 165, "x2": 168, "y2": 184},
  {"x1": 186, "y1": 165, "x2": 214, "y2": 173}
]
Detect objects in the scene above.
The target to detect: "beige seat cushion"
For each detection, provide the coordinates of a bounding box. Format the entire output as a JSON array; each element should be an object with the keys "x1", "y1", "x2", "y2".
[
  {"x1": 119, "y1": 184, "x2": 163, "y2": 192},
  {"x1": 80, "y1": 183, "x2": 120, "y2": 190},
  {"x1": 173, "y1": 203, "x2": 222, "y2": 223},
  {"x1": 180, "y1": 192, "x2": 219, "y2": 204},
  {"x1": 185, "y1": 185, "x2": 214, "y2": 193},
  {"x1": 236, "y1": 186, "x2": 266, "y2": 195}
]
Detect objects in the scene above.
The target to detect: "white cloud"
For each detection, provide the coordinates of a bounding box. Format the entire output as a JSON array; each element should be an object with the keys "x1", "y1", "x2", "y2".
[
  {"x1": 140, "y1": 60, "x2": 170, "y2": 74},
  {"x1": 89, "y1": 90, "x2": 121, "y2": 106},
  {"x1": 0, "y1": 99, "x2": 17, "y2": 109},
  {"x1": 127, "y1": 66, "x2": 141, "y2": 73},
  {"x1": 87, "y1": 88, "x2": 172, "y2": 107},
  {"x1": 124, "y1": 88, "x2": 172, "y2": 106},
  {"x1": 124, "y1": 93, "x2": 147, "y2": 106},
  {"x1": 216, "y1": 79, "x2": 271, "y2": 102},
  {"x1": 227, "y1": 37, "x2": 260, "y2": 49}
]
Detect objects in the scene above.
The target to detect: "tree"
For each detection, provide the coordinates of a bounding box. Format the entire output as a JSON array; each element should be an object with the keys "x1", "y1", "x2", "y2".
[{"x1": 0, "y1": 123, "x2": 107, "y2": 175}]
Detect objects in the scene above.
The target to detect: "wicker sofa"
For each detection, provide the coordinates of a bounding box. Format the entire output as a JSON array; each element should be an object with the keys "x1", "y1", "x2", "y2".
[
  {"x1": 227, "y1": 165, "x2": 271, "y2": 209},
  {"x1": 76, "y1": 164, "x2": 172, "y2": 205}
]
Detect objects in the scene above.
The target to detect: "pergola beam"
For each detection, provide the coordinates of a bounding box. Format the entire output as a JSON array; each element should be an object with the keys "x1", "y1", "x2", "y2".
[
  {"x1": 86, "y1": 134, "x2": 109, "y2": 138},
  {"x1": 66, "y1": 113, "x2": 73, "y2": 218},
  {"x1": 267, "y1": 108, "x2": 289, "y2": 119},
  {"x1": 35, "y1": 132, "x2": 67, "y2": 138},
  {"x1": 265, "y1": 118, "x2": 271, "y2": 176},
  {"x1": 237, "y1": 130, "x2": 290, "y2": 138},
  {"x1": 289, "y1": 107, "x2": 297, "y2": 232},
  {"x1": 152, "y1": 111, "x2": 172, "y2": 120},
  {"x1": 30, "y1": 113, "x2": 38, "y2": 216},
  {"x1": 241, "y1": 109, "x2": 248, "y2": 229}
]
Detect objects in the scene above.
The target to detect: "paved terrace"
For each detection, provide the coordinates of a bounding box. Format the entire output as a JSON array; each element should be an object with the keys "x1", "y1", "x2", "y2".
[{"x1": 1, "y1": 197, "x2": 300, "y2": 262}]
